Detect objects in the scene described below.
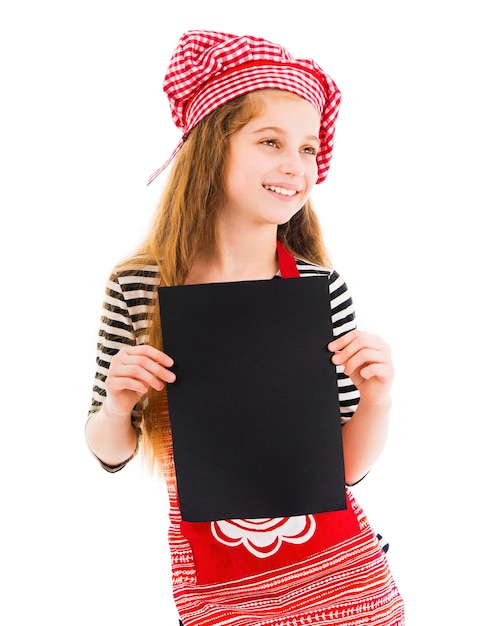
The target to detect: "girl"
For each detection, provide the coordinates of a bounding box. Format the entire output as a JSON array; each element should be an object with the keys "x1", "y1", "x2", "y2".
[{"x1": 86, "y1": 30, "x2": 405, "y2": 625}]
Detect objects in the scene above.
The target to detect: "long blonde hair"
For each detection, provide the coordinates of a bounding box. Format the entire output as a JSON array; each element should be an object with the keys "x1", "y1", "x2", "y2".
[{"x1": 133, "y1": 90, "x2": 332, "y2": 474}]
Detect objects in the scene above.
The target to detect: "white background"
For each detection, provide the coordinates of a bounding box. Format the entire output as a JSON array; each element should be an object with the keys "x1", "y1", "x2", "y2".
[{"x1": 1, "y1": 1, "x2": 486, "y2": 624}]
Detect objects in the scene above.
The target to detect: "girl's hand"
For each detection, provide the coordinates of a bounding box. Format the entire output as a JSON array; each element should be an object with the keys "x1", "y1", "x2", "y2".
[
  {"x1": 104, "y1": 345, "x2": 176, "y2": 418},
  {"x1": 328, "y1": 330, "x2": 394, "y2": 406}
]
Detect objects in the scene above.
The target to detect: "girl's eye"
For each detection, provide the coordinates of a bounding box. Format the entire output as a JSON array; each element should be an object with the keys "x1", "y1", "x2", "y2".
[
  {"x1": 302, "y1": 146, "x2": 318, "y2": 156},
  {"x1": 261, "y1": 139, "x2": 278, "y2": 147}
]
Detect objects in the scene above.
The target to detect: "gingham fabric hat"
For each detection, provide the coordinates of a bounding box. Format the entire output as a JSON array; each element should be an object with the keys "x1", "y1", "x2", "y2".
[{"x1": 148, "y1": 30, "x2": 341, "y2": 185}]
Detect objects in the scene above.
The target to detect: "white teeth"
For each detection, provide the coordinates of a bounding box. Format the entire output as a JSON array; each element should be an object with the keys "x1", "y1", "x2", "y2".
[{"x1": 264, "y1": 185, "x2": 297, "y2": 197}]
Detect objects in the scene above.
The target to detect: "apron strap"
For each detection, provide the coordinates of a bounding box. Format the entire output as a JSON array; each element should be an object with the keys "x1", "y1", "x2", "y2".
[{"x1": 277, "y1": 241, "x2": 300, "y2": 278}]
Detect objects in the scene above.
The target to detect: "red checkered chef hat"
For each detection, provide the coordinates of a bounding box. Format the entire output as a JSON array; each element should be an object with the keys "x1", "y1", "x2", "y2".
[{"x1": 148, "y1": 30, "x2": 341, "y2": 185}]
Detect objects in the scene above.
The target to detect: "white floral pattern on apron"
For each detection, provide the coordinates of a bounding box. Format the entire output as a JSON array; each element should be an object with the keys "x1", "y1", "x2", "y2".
[{"x1": 211, "y1": 515, "x2": 316, "y2": 558}]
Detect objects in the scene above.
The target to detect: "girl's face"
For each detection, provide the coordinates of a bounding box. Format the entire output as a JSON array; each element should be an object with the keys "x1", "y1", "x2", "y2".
[{"x1": 222, "y1": 91, "x2": 320, "y2": 229}]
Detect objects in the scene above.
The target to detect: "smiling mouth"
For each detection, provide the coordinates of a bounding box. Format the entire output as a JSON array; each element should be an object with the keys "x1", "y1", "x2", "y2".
[{"x1": 264, "y1": 185, "x2": 298, "y2": 197}]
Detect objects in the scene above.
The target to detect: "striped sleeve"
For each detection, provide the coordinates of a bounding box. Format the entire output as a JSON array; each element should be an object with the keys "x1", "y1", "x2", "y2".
[
  {"x1": 296, "y1": 260, "x2": 360, "y2": 423},
  {"x1": 86, "y1": 263, "x2": 160, "y2": 472}
]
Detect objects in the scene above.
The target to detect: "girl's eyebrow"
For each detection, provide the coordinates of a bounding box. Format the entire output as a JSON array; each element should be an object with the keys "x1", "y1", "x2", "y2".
[{"x1": 252, "y1": 126, "x2": 320, "y2": 145}]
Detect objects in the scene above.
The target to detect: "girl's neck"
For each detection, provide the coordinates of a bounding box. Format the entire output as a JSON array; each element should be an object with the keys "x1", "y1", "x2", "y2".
[{"x1": 185, "y1": 228, "x2": 279, "y2": 285}]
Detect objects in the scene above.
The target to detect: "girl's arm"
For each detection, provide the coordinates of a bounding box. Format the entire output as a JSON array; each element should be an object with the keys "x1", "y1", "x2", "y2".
[
  {"x1": 328, "y1": 330, "x2": 394, "y2": 486},
  {"x1": 85, "y1": 345, "x2": 175, "y2": 467}
]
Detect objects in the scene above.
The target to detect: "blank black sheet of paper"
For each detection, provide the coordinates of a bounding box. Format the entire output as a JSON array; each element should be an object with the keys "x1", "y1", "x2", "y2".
[{"x1": 158, "y1": 276, "x2": 346, "y2": 522}]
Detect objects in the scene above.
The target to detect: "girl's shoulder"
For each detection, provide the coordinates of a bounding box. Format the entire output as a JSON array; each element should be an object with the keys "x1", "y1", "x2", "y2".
[
  {"x1": 111, "y1": 254, "x2": 159, "y2": 274},
  {"x1": 108, "y1": 255, "x2": 160, "y2": 289},
  {"x1": 295, "y1": 257, "x2": 333, "y2": 276},
  {"x1": 295, "y1": 258, "x2": 344, "y2": 286}
]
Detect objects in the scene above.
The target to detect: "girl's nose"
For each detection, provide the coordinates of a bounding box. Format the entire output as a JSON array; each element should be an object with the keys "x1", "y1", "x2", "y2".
[{"x1": 279, "y1": 151, "x2": 305, "y2": 177}]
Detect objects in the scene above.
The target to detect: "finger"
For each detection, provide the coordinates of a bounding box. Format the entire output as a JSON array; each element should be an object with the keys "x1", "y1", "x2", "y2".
[
  {"x1": 145, "y1": 346, "x2": 175, "y2": 369},
  {"x1": 124, "y1": 345, "x2": 175, "y2": 368},
  {"x1": 106, "y1": 375, "x2": 150, "y2": 396},
  {"x1": 329, "y1": 330, "x2": 381, "y2": 357},
  {"x1": 118, "y1": 352, "x2": 176, "y2": 384},
  {"x1": 359, "y1": 362, "x2": 394, "y2": 384},
  {"x1": 331, "y1": 334, "x2": 388, "y2": 365},
  {"x1": 331, "y1": 344, "x2": 384, "y2": 368},
  {"x1": 121, "y1": 362, "x2": 172, "y2": 389},
  {"x1": 108, "y1": 363, "x2": 164, "y2": 393},
  {"x1": 328, "y1": 329, "x2": 361, "y2": 353}
]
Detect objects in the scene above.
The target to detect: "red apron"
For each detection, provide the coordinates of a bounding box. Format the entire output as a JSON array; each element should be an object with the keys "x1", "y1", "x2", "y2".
[{"x1": 178, "y1": 242, "x2": 360, "y2": 586}]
